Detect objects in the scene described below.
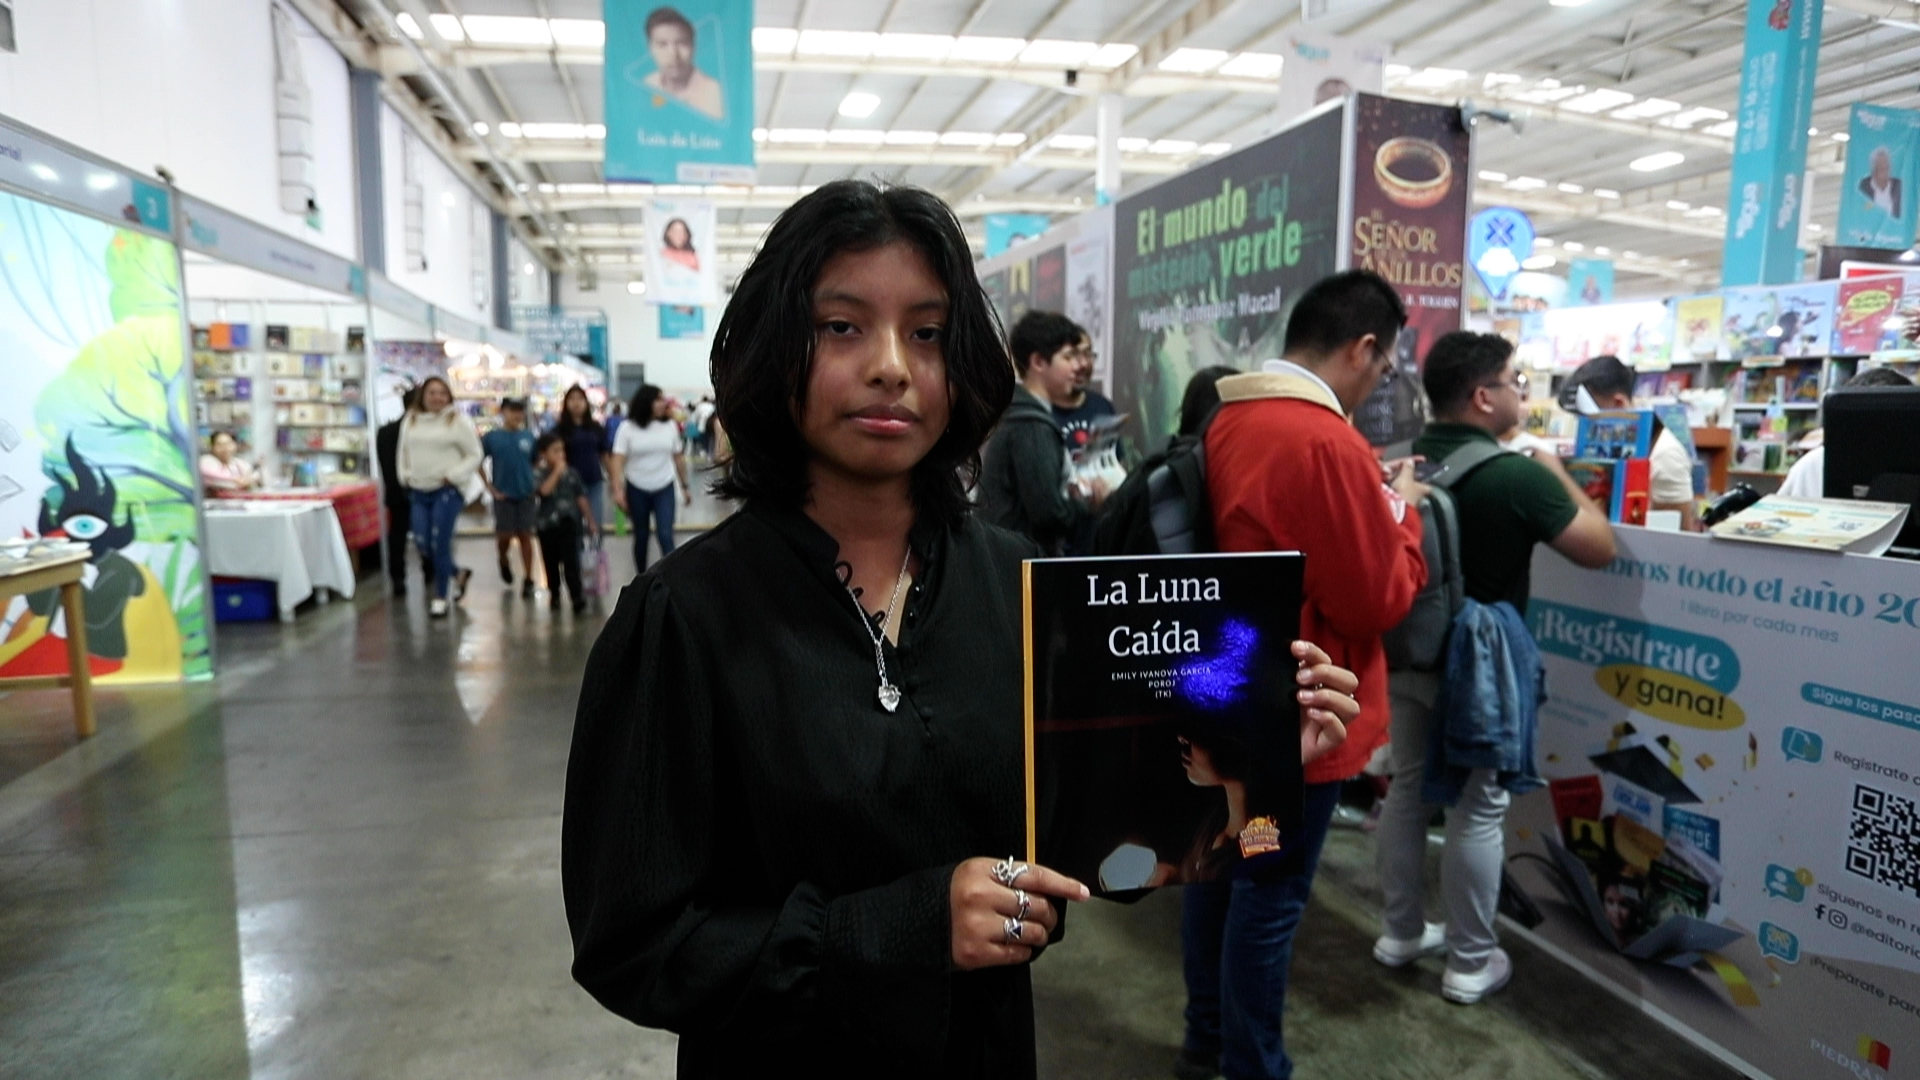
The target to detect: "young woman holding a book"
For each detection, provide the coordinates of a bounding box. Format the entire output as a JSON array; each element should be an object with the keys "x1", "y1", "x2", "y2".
[{"x1": 561, "y1": 180, "x2": 1362, "y2": 1078}]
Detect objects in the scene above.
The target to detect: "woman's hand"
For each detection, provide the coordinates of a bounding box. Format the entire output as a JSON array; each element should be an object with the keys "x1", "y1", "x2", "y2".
[
  {"x1": 1292, "y1": 640, "x2": 1359, "y2": 765},
  {"x1": 612, "y1": 487, "x2": 628, "y2": 513},
  {"x1": 950, "y1": 857, "x2": 1089, "y2": 970}
]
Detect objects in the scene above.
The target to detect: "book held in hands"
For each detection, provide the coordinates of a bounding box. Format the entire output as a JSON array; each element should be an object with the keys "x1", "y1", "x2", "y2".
[{"x1": 1023, "y1": 553, "x2": 1305, "y2": 896}]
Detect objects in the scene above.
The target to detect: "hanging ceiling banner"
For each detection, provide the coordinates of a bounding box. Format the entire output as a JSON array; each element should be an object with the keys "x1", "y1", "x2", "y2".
[
  {"x1": 603, "y1": 0, "x2": 756, "y2": 185},
  {"x1": 1466, "y1": 207, "x2": 1534, "y2": 301},
  {"x1": 1566, "y1": 258, "x2": 1615, "y2": 307},
  {"x1": 1837, "y1": 104, "x2": 1920, "y2": 252},
  {"x1": 1721, "y1": 0, "x2": 1823, "y2": 287},
  {"x1": 643, "y1": 198, "x2": 719, "y2": 306},
  {"x1": 1275, "y1": 32, "x2": 1387, "y2": 128}
]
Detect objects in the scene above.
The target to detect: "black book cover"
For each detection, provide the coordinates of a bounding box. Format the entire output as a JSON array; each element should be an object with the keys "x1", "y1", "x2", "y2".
[{"x1": 1024, "y1": 553, "x2": 1305, "y2": 895}]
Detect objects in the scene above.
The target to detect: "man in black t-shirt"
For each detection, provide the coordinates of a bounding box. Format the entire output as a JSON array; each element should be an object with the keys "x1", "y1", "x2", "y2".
[
  {"x1": 1372, "y1": 332, "x2": 1616, "y2": 1006},
  {"x1": 1047, "y1": 328, "x2": 1123, "y2": 459}
]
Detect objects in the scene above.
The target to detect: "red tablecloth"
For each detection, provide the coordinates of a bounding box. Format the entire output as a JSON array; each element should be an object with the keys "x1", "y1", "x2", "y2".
[{"x1": 211, "y1": 482, "x2": 382, "y2": 550}]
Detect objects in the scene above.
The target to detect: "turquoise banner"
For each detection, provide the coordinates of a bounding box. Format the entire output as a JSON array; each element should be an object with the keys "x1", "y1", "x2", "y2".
[
  {"x1": 1567, "y1": 258, "x2": 1614, "y2": 306},
  {"x1": 603, "y1": 0, "x2": 756, "y2": 184},
  {"x1": 1721, "y1": 0, "x2": 1823, "y2": 286},
  {"x1": 658, "y1": 304, "x2": 704, "y2": 340},
  {"x1": 1838, "y1": 104, "x2": 1920, "y2": 252}
]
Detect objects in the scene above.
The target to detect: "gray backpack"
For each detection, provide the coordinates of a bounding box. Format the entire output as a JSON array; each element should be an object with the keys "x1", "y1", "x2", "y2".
[{"x1": 1383, "y1": 440, "x2": 1513, "y2": 672}]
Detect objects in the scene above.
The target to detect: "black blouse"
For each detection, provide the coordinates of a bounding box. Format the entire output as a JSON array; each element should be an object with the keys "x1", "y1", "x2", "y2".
[{"x1": 563, "y1": 500, "x2": 1043, "y2": 1078}]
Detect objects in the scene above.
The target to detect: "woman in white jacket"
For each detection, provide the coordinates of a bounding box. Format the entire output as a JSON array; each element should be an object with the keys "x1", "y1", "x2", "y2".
[{"x1": 397, "y1": 376, "x2": 481, "y2": 616}]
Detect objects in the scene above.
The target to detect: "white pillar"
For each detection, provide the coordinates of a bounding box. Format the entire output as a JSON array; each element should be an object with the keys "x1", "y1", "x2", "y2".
[{"x1": 1095, "y1": 94, "x2": 1123, "y2": 206}]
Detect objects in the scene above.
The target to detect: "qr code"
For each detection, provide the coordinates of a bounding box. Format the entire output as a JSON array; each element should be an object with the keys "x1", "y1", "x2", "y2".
[{"x1": 1846, "y1": 784, "x2": 1920, "y2": 900}]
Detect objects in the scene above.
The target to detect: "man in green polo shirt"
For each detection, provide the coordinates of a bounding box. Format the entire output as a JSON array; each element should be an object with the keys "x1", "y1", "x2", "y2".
[{"x1": 1371, "y1": 331, "x2": 1616, "y2": 1005}]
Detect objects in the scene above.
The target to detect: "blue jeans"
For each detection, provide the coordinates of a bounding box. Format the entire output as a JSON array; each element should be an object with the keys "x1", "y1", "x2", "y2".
[
  {"x1": 1180, "y1": 780, "x2": 1344, "y2": 1080},
  {"x1": 583, "y1": 479, "x2": 607, "y2": 529},
  {"x1": 627, "y1": 482, "x2": 676, "y2": 570},
  {"x1": 409, "y1": 485, "x2": 463, "y2": 598}
]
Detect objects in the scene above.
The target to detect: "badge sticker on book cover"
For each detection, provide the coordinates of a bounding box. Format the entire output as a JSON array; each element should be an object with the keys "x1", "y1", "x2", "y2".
[{"x1": 1239, "y1": 816, "x2": 1282, "y2": 858}]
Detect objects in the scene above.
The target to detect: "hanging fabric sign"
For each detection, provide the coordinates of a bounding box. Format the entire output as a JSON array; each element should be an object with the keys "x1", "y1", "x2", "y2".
[
  {"x1": 1721, "y1": 0, "x2": 1823, "y2": 286},
  {"x1": 1467, "y1": 206, "x2": 1535, "y2": 301},
  {"x1": 1838, "y1": 104, "x2": 1920, "y2": 252},
  {"x1": 603, "y1": 0, "x2": 756, "y2": 184},
  {"x1": 643, "y1": 199, "x2": 719, "y2": 306}
]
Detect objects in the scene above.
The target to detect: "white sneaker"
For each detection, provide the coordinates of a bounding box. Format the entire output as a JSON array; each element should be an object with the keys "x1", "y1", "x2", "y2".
[
  {"x1": 1441, "y1": 948, "x2": 1512, "y2": 1004},
  {"x1": 429, "y1": 598, "x2": 449, "y2": 618},
  {"x1": 1373, "y1": 922, "x2": 1446, "y2": 967}
]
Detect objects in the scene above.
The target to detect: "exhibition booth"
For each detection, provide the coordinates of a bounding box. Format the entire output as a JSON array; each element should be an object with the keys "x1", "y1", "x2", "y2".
[{"x1": 974, "y1": 91, "x2": 1920, "y2": 1080}]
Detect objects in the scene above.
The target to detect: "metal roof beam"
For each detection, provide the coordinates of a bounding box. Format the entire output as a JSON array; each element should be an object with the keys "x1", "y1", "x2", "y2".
[{"x1": 461, "y1": 139, "x2": 1196, "y2": 173}]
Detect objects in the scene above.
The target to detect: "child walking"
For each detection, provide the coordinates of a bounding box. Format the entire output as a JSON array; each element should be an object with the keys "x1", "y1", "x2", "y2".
[{"x1": 534, "y1": 433, "x2": 596, "y2": 614}]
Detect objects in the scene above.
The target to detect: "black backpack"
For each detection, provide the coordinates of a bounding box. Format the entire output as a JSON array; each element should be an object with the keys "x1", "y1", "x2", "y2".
[
  {"x1": 1383, "y1": 440, "x2": 1513, "y2": 672},
  {"x1": 1089, "y1": 408, "x2": 1219, "y2": 557}
]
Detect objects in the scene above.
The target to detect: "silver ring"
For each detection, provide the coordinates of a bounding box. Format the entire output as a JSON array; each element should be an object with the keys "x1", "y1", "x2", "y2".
[
  {"x1": 1003, "y1": 916, "x2": 1026, "y2": 944},
  {"x1": 1013, "y1": 888, "x2": 1031, "y2": 921},
  {"x1": 990, "y1": 857, "x2": 1030, "y2": 887}
]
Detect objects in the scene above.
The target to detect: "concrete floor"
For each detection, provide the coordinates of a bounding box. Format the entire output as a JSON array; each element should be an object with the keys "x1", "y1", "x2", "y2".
[{"x1": 0, "y1": 508, "x2": 1751, "y2": 1079}]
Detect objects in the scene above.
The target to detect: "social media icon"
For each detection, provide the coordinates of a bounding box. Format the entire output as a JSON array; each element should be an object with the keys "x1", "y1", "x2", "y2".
[
  {"x1": 1758, "y1": 921, "x2": 1800, "y2": 963},
  {"x1": 1826, "y1": 906, "x2": 1850, "y2": 930},
  {"x1": 1782, "y1": 727, "x2": 1824, "y2": 764},
  {"x1": 1764, "y1": 864, "x2": 1806, "y2": 902}
]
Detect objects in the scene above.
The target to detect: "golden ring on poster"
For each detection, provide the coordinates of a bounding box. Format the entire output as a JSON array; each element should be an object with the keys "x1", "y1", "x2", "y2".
[{"x1": 1374, "y1": 137, "x2": 1453, "y2": 209}]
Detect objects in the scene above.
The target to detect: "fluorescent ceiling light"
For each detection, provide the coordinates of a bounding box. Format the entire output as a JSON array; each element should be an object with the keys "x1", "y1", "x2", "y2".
[
  {"x1": 752, "y1": 28, "x2": 798, "y2": 54},
  {"x1": 994, "y1": 133, "x2": 1027, "y2": 147},
  {"x1": 549, "y1": 19, "x2": 604, "y2": 47},
  {"x1": 1019, "y1": 39, "x2": 1098, "y2": 66},
  {"x1": 826, "y1": 129, "x2": 886, "y2": 145},
  {"x1": 1084, "y1": 43, "x2": 1139, "y2": 69},
  {"x1": 1630, "y1": 151, "x2": 1686, "y2": 172},
  {"x1": 1506, "y1": 176, "x2": 1548, "y2": 190},
  {"x1": 496, "y1": 121, "x2": 522, "y2": 138},
  {"x1": 1563, "y1": 241, "x2": 1585, "y2": 251},
  {"x1": 395, "y1": 12, "x2": 422, "y2": 38},
  {"x1": 1549, "y1": 0, "x2": 1593, "y2": 7},
  {"x1": 1833, "y1": 132, "x2": 1852, "y2": 141},
  {"x1": 1159, "y1": 48, "x2": 1230, "y2": 73},
  {"x1": 796, "y1": 30, "x2": 879, "y2": 57},
  {"x1": 751, "y1": 127, "x2": 767, "y2": 142},
  {"x1": 1557, "y1": 182, "x2": 1584, "y2": 193},
  {"x1": 1200, "y1": 142, "x2": 1233, "y2": 155},
  {"x1": 1686, "y1": 206, "x2": 1723, "y2": 217},
  {"x1": 441, "y1": 191, "x2": 458, "y2": 207},
  {"x1": 838, "y1": 92, "x2": 881, "y2": 119},
  {"x1": 1049, "y1": 134, "x2": 1097, "y2": 151},
  {"x1": 1560, "y1": 88, "x2": 1634, "y2": 114},
  {"x1": 766, "y1": 128, "x2": 829, "y2": 143},
  {"x1": 948, "y1": 36, "x2": 1026, "y2": 62},
  {"x1": 1117, "y1": 136, "x2": 1151, "y2": 152},
  {"x1": 938, "y1": 131, "x2": 996, "y2": 147},
  {"x1": 1593, "y1": 246, "x2": 1611, "y2": 255},
  {"x1": 472, "y1": 121, "x2": 490, "y2": 136},
  {"x1": 883, "y1": 130, "x2": 941, "y2": 145},
  {"x1": 1534, "y1": 237, "x2": 1553, "y2": 248},
  {"x1": 1622, "y1": 250, "x2": 1639, "y2": 258},
  {"x1": 1610, "y1": 97, "x2": 1681, "y2": 120},
  {"x1": 1484, "y1": 72, "x2": 1523, "y2": 87},
  {"x1": 872, "y1": 33, "x2": 953, "y2": 60},
  {"x1": 1477, "y1": 170, "x2": 1509, "y2": 182},
  {"x1": 1664, "y1": 106, "x2": 1728, "y2": 129},
  {"x1": 429, "y1": 13, "x2": 464, "y2": 40},
  {"x1": 1594, "y1": 188, "x2": 1621, "y2": 199},
  {"x1": 1149, "y1": 139, "x2": 1199, "y2": 155},
  {"x1": 1218, "y1": 52, "x2": 1285, "y2": 79},
  {"x1": 1666, "y1": 200, "x2": 1691, "y2": 211},
  {"x1": 1522, "y1": 254, "x2": 1556, "y2": 270},
  {"x1": 1703, "y1": 120, "x2": 1738, "y2": 137},
  {"x1": 462, "y1": 15, "x2": 551, "y2": 45},
  {"x1": 1402, "y1": 66, "x2": 1469, "y2": 89},
  {"x1": 627, "y1": 280, "x2": 647, "y2": 296}
]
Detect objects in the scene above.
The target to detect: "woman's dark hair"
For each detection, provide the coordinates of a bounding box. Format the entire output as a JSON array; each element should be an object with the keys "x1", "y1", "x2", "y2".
[
  {"x1": 1178, "y1": 365, "x2": 1239, "y2": 437},
  {"x1": 209, "y1": 429, "x2": 239, "y2": 449},
  {"x1": 555, "y1": 385, "x2": 602, "y2": 435},
  {"x1": 709, "y1": 179, "x2": 1013, "y2": 528},
  {"x1": 1422, "y1": 331, "x2": 1515, "y2": 416},
  {"x1": 663, "y1": 218, "x2": 693, "y2": 251},
  {"x1": 630, "y1": 384, "x2": 665, "y2": 427}
]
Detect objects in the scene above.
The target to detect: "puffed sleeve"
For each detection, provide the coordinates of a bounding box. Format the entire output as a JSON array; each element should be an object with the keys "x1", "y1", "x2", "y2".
[{"x1": 562, "y1": 576, "x2": 960, "y2": 1059}]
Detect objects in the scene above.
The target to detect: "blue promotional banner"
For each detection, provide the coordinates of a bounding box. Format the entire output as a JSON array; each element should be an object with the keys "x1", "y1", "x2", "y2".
[
  {"x1": 1467, "y1": 206, "x2": 1534, "y2": 300},
  {"x1": 659, "y1": 305, "x2": 705, "y2": 340},
  {"x1": 1566, "y1": 258, "x2": 1615, "y2": 306},
  {"x1": 1838, "y1": 104, "x2": 1920, "y2": 252},
  {"x1": 1722, "y1": 0, "x2": 1823, "y2": 286},
  {"x1": 603, "y1": 0, "x2": 755, "y2": 185},
  {"x1": 985, "y1": 214, "x2": 1052, "y2": 257}
]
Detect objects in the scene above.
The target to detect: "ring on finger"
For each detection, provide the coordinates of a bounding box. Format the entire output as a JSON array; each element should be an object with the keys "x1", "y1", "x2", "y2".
[
  {"x1": 1002, "y1": 916, "x2": 1026, "y2": 944},
  {"x1": 991, "y1": 857, "x2": 1031, "y2": 887},
  {"x1": 1013, "y1": 888, "x2": 1031, "y2": 921}
]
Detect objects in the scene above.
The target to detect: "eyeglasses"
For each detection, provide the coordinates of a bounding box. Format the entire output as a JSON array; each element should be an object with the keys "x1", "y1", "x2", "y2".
[{"x1": 1482, "y1": 371, "x2": 1530, "y2": 394}]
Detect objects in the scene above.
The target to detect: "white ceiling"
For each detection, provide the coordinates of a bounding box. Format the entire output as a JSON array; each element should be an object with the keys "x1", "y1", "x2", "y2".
[{"x1": 306, "y1": 0, "x2": 1920, "y2": 294}]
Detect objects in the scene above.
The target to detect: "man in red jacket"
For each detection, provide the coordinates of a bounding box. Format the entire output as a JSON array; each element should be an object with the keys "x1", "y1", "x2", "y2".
[{"x1": 1177, "y1": 269, "x2": 1428, "y2": 1080}]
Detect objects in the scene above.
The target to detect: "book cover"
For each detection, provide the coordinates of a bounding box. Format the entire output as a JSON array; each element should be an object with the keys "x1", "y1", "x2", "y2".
[
  {"x1": 1835, "y1": 276, "x2": 1907, "y2": 355},
  {"x1": 1574, "y1": 410, "x2": 1654, "y2": 460},
  {"x1": 1564, "y1": 458, "x2": 1618, "y2": 513},
  {"x1": 1710, "y1": 494, "x2": 1912, "y2": 555},
  {"x1": 1615, "y1": 457, "x2": 1650, "y2": 525},
  {"x1": 1024, "y1": 553, "x2": 1304, "y2": 895}
]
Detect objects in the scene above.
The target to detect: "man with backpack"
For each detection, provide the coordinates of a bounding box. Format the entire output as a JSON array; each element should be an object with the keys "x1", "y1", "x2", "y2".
[
  {"x1": 1372, "y1": 331, "x2": 1615, "y2": 1004},
  {"x1": 1176, "y1": 270, "x2": 1430, "y2": 1080},
  {"x1": 980, "y1": 310, "x2": 1109, "y2": 553}
]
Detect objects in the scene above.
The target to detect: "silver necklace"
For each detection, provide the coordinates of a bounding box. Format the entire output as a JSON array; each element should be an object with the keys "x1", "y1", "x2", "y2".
[{"x1": 845, "y1": 548, "x2": 912, "y2": 713}]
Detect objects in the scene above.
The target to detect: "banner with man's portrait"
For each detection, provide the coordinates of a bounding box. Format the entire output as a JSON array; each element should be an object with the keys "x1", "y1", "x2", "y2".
[
  {"x1": 604, "y1": 0, "x2": 755, "y2": 184},
  {"x1": 1838, "y1": 104, "x2": 1920, "y2": 252},
  {"x1": 643, "y1": 199, "x2": 719, "y2": 306}
]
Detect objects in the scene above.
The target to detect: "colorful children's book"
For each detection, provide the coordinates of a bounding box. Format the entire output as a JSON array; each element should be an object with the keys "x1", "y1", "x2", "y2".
[{"x1": 1575, "y1": 410, "x2": 1655, "y2": 460}]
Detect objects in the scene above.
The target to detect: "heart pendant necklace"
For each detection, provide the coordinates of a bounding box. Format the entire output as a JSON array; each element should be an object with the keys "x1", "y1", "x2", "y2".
[{"x1": 845, "y1": 547, "x2": 912, "y2": 713}]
